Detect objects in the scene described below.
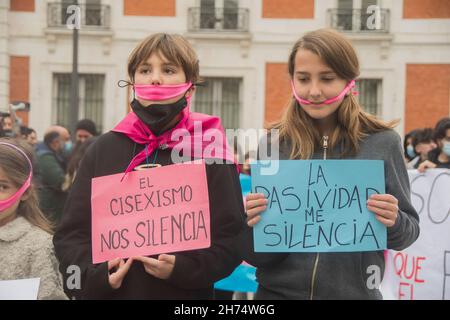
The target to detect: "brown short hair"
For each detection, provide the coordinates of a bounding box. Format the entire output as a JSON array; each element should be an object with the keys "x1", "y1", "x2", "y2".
[{"x1": 127, "y1": 33, "x2": 200, "y2": 83}]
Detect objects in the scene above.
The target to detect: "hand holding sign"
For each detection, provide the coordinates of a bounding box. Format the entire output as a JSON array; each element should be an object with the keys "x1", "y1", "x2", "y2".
[
  {"x1": 134, "y1": 254, "x2": 176, "y2": 280},
  {"x1": 245, "y1": 193, "x2": 268, "y2": 226},
  {"x1": 108, "y1": 258, "x2": 134, "y2": 289},
  {"x1": 367, "y1": 194, "x2": 399, "y2": 227}
]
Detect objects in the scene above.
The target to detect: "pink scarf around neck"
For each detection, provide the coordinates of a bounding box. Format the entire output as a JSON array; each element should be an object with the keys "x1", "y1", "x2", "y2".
[{"x1": 112, "y1": 107, "x2": 237, "y2": 176}]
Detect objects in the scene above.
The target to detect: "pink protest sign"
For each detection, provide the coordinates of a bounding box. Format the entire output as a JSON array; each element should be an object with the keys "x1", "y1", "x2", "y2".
[{"x1": 91, "y1": 162, "x2": 210, "y2": 264}]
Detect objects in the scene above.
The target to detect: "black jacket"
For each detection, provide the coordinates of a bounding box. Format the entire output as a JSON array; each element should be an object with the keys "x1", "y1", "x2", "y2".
[
  {"x1": 53, "y1": 131, "x2": 246, "y2": 299},
  {"x1": 428, "y1": 148, "x2": 450, "y2": 169}
]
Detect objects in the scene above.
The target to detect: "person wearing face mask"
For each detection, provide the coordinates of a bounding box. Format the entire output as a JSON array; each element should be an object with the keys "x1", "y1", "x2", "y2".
[
  {"x1": 240, "y1": 29, "x2": 419, "y2": 300},
  {"x1": 53, "y1": 33, "x2": 245, "y2": 300},
  {"x1": 418, "y1": 117, "x2": 450, "y2": 172},
  {"x1": 406, "y1": 128, "x2": 437, "y2": 169},
  {"x1": 35, "y1": 128, "x2": 70, "y2": 224},
  {"x1": 404, "y1": 129, "x2": 420, "y2": 163}
]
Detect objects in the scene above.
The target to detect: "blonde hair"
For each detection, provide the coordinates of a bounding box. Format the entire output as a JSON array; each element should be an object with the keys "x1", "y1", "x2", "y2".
[
  {"x1": 272, "y1": 28, "x2": 397, "y2": 159},
  {"x1": 128, "y1": 33, "x2": 201, "y2": 83},
  {"x1": 0, "y1": 138, "x2": 54, "y2": 234}
]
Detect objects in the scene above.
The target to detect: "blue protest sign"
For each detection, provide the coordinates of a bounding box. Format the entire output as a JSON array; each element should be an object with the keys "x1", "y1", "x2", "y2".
[
  {"x1": 251, "y1": 160, "x2": 386, "y2": 252},
  {"x1": 239, "y1": 173, "x2": 252, "y2": 196},
  {"x1": 214, "y1": 263, "x2": 258, "y2": 293}
]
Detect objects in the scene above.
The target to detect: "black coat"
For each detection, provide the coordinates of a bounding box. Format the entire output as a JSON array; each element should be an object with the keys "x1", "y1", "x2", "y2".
[{"x1": 53, "y1": 131, "x2": 246, "y2": 299}]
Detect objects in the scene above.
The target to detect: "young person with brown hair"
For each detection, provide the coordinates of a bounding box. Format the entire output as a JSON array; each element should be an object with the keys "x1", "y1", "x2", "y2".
[
  {"x1": 242, "y1": 29, "x2": 420, "y2": 300},
  {"x1": 53, "y1": 33, "x2": 245, "y2": 299}
]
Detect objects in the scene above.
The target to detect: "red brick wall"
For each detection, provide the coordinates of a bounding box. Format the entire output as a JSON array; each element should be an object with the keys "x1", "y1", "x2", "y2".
[
  {"x1": 9, "y1": 56, "x2": 30, "y2": 126},
  {"x1": 403, "y1": 0, "x2": 450, "y2": 19},
  {"x1": 265, "y1": 63, "x2": 292, "y2": 126},
  {"x1": 124, "y1": 0, "x2": 176, "y2": 16},
  {"x1": 10, "y1": 0, "x2": 35, "y2": 12},
  {"x1": 262, "y1": 0, "x2": 314, "y2": 19},
  {"x1": 405, "y1": 64, "x2": 450, "y2": 133}
]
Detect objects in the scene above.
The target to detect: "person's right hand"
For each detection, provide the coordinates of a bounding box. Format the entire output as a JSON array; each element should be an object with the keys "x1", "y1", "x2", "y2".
[
  {"x1": 108, "y1": 258, "x2": 133, "y2": 289},
  {"x1": 418, "y1": 160, "x2": 437, "y2": 173},
  {"x1": 246, "y1": 193, "x2": 268, "y2": 227}
]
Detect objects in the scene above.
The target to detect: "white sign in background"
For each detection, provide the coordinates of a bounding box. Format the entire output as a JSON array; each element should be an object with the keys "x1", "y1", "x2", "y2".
[
  {"x1": 0, "y1": 278, "x2": 40, "y2": 300},
  {"x1": 381, "y1": 169, "x2": 450, "y2": 300}
]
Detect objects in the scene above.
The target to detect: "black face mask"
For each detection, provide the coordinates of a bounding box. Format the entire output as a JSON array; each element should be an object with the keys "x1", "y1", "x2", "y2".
[{"x1": 131, "y1": 96, "x2": 188, "y2": 136}]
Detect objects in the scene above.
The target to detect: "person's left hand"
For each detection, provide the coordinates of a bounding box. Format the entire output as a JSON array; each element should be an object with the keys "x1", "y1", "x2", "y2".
[
  {"x1": 134, "y1": 254, "x2": 176, "y2": 280},
  {"x1": 367, "y1": 194, "x2": 399, "y2": 227}
]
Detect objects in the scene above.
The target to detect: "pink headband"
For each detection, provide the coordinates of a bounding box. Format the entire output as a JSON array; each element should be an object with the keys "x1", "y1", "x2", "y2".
[{"x1": 0, "y1": 142, "x2": 33, "y2": 212}]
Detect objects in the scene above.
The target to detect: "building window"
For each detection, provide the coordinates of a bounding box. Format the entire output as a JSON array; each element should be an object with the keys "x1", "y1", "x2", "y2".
[
  {"x1": 189, "y1": 0, "x2": 248, "y2": 32},
  {"x1": 200, "y1": 0, "x2": 239, "y2": 30},
  {"x1": 223, "y1": 0, "x2": 239, "y2": 30},
  {"x1": 53, "y1": 73, "x2": 104, "y2": 132},
  {"x1": 336, "y1": 0, "x2": 353, "y2": 30},
  {"x1": 193, "y1": 77, "x2": 242, "y2": 129},
  {"x1": 49, "y1": 0, "x2": 110, "y2": 29},
  {"x1": 356, "y1": 79, "x2": 382, "y2": 116},
  {"x1": 329, "y1": 0, "x2": 389, "y2": 33},
  {"x1": 200, "y1": 0, "x2": 216, "y2": 29},
  {"x1": 360, "y1": 0, "x2": 379, "y2": 31}
]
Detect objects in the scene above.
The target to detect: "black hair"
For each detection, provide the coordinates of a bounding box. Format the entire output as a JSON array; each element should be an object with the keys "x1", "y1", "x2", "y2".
[
  {"x1": 412, "y1": 128, "x2": 434, "y2": 148},
  {"x1": 44, "y1": 131, "x2": 60, "y2": 146},
  {"x1": 20, "y1": 126, "x2": 35, "y2": 137},
  {"x1": 433, "y1": 117, "x2": 450, "y2": 141},
  {"x1": 76, "y1": 119, "x2": 97, "y2": 136},
  {"x1": 404, "y1": 129, "x2": 421, "y2": 160}
]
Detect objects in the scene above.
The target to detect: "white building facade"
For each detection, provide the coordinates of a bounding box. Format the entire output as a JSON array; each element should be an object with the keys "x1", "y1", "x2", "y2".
[{"x1": 2, "y1": 0, "x2": 450, "y2": 138}]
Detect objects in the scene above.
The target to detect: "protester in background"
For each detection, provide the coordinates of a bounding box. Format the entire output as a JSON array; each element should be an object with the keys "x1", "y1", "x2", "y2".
[
  {"x1": 404, "y1": 129, "x2": 420, "y2": 163},
  {"x1": 18, "y1": 126, "x2": 41, "y2": 190},
  {"x1": 241, "y1": 29, "x2": 419, "y2": 300},
  {"x1": 41, "y1": 125, "x2": 73, "y2": 165},
  {"x1": 0, "y1": 138, "x2": 67, "y2": 300},
  {"x1": 75, "y1": 119, "x2": 97, "y2": 143},
  {"x1": 406, "y1": 128, "x2": 436, "y2": 169},
  {"x1": 20, "y1": 126, "x2": 38, "y2": 147},
  {"x1": 0, "y1": 114, "x2": 14, "y2": 138},
  {"x1": 36, "y1": 128, "x2": 70, "y2": 224},
  {"x1": 62, "y1": 137, "x2": 97, "y2": 192},
  {"x1": 418, "y1": 117, "x2": 450, "y2": 172}
]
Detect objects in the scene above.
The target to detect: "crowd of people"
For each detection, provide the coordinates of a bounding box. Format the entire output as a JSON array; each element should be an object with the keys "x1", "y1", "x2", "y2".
[
  {"x1": 0, "y1": 115, "x2": 99, "y2": 225},
  {"x1": 403, "y1": 117, "x2": 450, "y2": 171},
  {"x1": 0, "y1": 29, "x2": 447, "y2": 301}
]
